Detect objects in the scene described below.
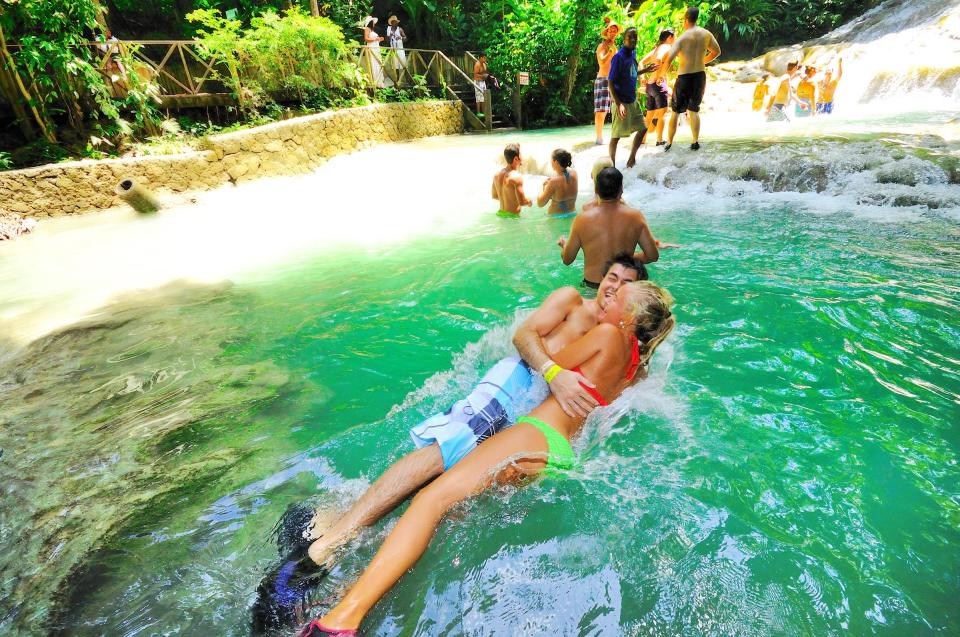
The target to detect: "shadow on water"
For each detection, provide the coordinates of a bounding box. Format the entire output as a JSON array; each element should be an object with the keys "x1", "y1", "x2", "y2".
[{"x1": 0, "y1": 281, "x2": 325, "y2": 634}]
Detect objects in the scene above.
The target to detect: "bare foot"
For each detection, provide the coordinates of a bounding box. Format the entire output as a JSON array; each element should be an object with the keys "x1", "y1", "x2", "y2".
[{"x1": 626, "y1": 156, "x2": 637, "y2": 168}]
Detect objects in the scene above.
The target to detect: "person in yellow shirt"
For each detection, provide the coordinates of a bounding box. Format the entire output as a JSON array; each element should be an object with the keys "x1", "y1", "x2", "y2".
[
  {"x1": 817, "y1": 58, "x2": 842, "y2": 114},
  {"x1": 795, "y1": 65, "x2": 817, "y2": 118},
  {"x1": 593, "y1": 21, "x2": 620, "y2": 145},
  {"x1": 752, "y1": 74, "x2": 770, "y2": 111}
]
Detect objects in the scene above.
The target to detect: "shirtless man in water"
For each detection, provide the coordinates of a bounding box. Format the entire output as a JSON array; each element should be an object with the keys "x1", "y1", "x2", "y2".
[
  {"x1": 663, "y1": 6, "x2": 721, "y2": 151},
  {"x1": 558, "y1": 166, "x2": 659, "y2": 290},
  {"x1": 492, "y1": 143, "x2": 531, "y2": 214},
  {"x1": 252, "y1": 256, "x2": 646, "y2": 631}
]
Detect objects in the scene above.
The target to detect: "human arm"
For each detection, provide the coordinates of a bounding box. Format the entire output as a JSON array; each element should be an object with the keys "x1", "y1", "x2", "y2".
[
  {"x1": 510, "y1": 173, "x2": 531, "y2": 206},
  {"x1": 606, "y1": 54, "x2": 627, "y2": 118},
  {"x1": 705, "y1": 32, "x2": 721, "y2": 65},
  {"x1": 559, "y1": 217, "x2": 582, "y2": 265},
  {"x1": 512, "y1": 287, "x2": 600, "y2": 417},
  {"x1": 835, "y1": 58, "x2": 842, "y2": 81},
  {"x1": 400, "y1": 28, "x2": 407, "y2": 42},
  {"x1": 491, "y1": 175, "x2": 499, "y2": 200},
  {"x1": 656, "y1": 239, "x2": 681, "y2": 249},
  {"x1": 537, "y1": 177, "x2": 554, "y2": 208},
  {"x1": 634, "y1": 216, "x2": 660, "y2": 263}
]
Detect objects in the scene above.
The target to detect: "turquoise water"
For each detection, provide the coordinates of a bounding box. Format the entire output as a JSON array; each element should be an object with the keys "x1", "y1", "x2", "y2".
[{"x1": 1, "y1": 123, "x2": 959, "y2": 636}]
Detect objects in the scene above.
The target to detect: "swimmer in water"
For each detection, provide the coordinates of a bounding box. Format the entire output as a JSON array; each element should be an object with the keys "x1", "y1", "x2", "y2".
[
  {"x1": 492, "y1": 143, "x2": 531, "y2": 215},
  {"x1": 537, "y1": 148, "x2": 579, "y2": 214},
  {"x1": 250, "y1": 257, "x2": 649, "y2": 633},
  {"x1": 295, "y1": 281, "x2": 676, "y2": 637}
]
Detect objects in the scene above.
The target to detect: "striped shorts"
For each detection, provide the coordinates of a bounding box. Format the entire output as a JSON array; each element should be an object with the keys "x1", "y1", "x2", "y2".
[
  {"x1": 594, "y1": 77, "x2": 611, "y2": 113},
  {"x1": 409, "y1": 356, "x2": 536, "y2": 470}
]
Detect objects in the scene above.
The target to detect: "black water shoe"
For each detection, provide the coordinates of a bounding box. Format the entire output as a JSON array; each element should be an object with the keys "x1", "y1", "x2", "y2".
[{"x1": 691, "y1": 142, "x2": 701, "y2": 151}]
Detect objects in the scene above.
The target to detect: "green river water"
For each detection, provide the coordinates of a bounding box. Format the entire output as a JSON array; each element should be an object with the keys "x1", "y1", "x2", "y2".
[{"x1": 1, "y1": 115, "x2": 959, "y2": 636}]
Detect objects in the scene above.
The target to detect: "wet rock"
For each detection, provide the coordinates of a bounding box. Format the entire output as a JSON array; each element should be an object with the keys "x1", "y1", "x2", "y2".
[{"x1": 875, "y1": 157, "x2": 947, "y2": 186}]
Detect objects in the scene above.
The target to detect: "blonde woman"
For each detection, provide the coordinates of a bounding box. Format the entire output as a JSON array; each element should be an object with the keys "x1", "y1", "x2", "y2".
[{"x1": 298, "y1": 281, "x2": 676, "y2": 636}]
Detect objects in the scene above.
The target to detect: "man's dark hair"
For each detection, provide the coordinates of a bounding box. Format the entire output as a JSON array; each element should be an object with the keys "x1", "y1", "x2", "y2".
[
  {"x1": 787, "y1": 61, "x2": 799, "y2": 72},
  {"x1": 624, "y1": 26, "x2": 638, "y2": 37},
  {"x1": 595, "y1": 166, "x2": 623, "y2": 200},
  {"x1": 685, "y1": 6, "x2": 699, "y2": 24},
  {"x1": 478, "y1": 51, "x2": 487, "y2": 58},
  {"x1": 604, "y1": 253, "x2": 649, "y2": 281},
  {"x1": 503, "y1": 143, "x2": 520, "y2": 164},
  {"x1": 659, "y1": 29, "x2": 674, "y2": 43}
]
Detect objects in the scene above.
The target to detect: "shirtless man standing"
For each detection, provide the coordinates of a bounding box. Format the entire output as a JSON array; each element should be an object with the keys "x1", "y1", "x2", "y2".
[
  {"x1": 252, "y1": 257, "x2": 646, "y2": 630},
  {"x1": 766, "y1": 61, "x2": 800, "y2": 122},
  {"x1": 641, "y1": 29, "x2": 675, "y2": 146},
  {"x1": 663, "y1": 6, "x2": 721, "y2": 151},
  {"x1": 492, "y1": 143, "x2": 531, "y2": 215},
  {"x1": 473, "y1": 52, "x2": 489, "y2": 116},
  {"x1": 558, "y1": 166, "x2": 659, "y2": 290},
  {"x1": 817, "y1": 58, "x2": 842, "y2": 114}
]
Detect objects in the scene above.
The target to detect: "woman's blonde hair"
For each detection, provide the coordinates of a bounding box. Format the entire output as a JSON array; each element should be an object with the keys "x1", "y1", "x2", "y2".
[{"x1": 623, "y1": 281, "x2": 675, "y2": 366}]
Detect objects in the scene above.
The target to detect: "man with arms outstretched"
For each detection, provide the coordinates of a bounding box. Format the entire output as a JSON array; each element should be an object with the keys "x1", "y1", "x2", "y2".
[
  {"x1": 663, "y1": 6, "x2": 721, "y2": 151},
  {"x1": 558, "y1": 166, "x2": 659, "y2": 291}
]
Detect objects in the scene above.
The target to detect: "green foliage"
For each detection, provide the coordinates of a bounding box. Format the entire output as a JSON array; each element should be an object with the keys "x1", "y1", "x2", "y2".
[
  {"x1": 374, "y1": 74, "x2": 437, "y2": 103},
  {"x1": 187, "y1": 7, "x2": 364, "y2": 115},
  {"x1": 0, "y1": 151, "x2": 12, "y2": 171}
]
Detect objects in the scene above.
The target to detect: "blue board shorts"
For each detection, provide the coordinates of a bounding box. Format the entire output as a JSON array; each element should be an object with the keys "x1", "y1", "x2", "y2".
[{"x1": 410, "y1": 356, "x2": 534, "y2": 470}]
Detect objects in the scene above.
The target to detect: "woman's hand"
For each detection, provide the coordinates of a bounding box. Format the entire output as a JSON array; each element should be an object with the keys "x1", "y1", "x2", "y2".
[{"x1": 557, "y1": 235, "x2": 567, "y2": 249}]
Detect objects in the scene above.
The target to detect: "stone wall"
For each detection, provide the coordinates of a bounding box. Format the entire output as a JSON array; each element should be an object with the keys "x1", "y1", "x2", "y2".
[{"x1": 0, "y1": 101, "x2": 462, "y2": 219}]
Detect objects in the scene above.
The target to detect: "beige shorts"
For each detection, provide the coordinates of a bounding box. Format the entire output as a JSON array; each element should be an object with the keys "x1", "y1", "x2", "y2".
[{"x1": 611, "y1": 101, "x2": 646, "y2": 138}]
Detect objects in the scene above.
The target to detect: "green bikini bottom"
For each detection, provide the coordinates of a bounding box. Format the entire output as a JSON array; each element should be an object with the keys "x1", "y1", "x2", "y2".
[{"x1": 516, "y1": 416, "x2": 577, "y2": 471}]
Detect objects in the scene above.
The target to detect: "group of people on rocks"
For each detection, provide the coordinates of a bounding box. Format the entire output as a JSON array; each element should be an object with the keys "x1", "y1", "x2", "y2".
[
  {"x1": 754, "y1": 58, "x2": 843, "y2": 120},
  {"x1": 594, "y1": 6, "x2": 721, "y2": 162}
]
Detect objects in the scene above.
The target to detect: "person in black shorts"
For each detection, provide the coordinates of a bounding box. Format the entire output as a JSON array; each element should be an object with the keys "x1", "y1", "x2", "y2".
[
  {"x1": 662, "y1": 6, "x2": 721, "y2": 151},
  {"x1": 640, "y1": 29, "x2": 674, "y2": 145}
]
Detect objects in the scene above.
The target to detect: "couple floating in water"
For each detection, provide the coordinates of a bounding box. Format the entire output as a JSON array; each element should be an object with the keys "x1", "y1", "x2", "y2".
[
  {"x1": 493, "y1": 143, "x2": 578, "y2": 215},
  {"x1": 252, "y1": 255, "x2": 676, "y2": 636}
]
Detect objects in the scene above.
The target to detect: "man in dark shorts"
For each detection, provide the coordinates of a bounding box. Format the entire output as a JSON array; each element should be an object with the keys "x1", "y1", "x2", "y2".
[
  {"x1": 663, "y1": 6, "x2": 721, "y2": 151},
  {"x1": 641, "y1": 29, "x2": 675, "y2": 146}
]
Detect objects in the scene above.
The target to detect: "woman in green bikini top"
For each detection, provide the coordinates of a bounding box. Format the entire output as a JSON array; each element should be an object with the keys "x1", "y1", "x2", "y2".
[{"x1": 300, "y1": 281, "x2": 675, "y2": 637}]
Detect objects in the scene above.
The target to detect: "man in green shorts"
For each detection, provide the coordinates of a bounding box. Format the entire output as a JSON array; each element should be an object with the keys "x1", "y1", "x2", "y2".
[{"x1": 607, "y1": 27, "x2": 658, "y2": 168}]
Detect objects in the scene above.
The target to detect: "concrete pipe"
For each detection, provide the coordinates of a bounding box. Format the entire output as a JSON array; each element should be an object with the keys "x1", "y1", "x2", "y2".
[{"x1": 115, "y1": 178, "x2": 161, "y2": 214}]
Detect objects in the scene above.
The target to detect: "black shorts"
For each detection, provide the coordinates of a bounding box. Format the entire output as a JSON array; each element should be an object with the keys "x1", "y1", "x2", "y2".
[
  {"x1": 645, "y1": 80, "x2": 669, "y2": 111},
  {"x1": 671, "y1": 71, "x2": 706, "y2": 113}
]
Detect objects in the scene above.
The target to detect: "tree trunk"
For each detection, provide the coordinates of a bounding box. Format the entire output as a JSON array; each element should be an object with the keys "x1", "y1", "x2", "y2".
[
  {"x1": 310, "y1": 0, "x2": 320, "y2": 17},
  {"x1": 0, "y1": 57, "x2": 36, "y2": 141},
  {"x1": 561, "y1": 1, "x2": 591, "y2": 106},
  {"x1": 0, "y1": 23, "x2": 56, "y2": 142}
]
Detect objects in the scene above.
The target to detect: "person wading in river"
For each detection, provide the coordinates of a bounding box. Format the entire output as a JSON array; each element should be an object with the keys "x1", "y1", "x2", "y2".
[
  {"x1": 663, "y1": 6, "x2": 721, "y2": 151},
  {"x1": 607, "y1": 27, "x2": 660, "y2": 168},
  {"x1": 558, "y1": 166, "x2": 659, "y2": 292}
]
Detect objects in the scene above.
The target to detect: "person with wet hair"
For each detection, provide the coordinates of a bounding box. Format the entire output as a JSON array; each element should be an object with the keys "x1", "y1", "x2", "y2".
[
  {"x1": 662, "y1": 6, "x2": 721, "y2": 151},
  {"x1": 492, "y1": 143, "x2": 531, "y2": 214},
  {"x1": 558, "y1": 166, "x2": 660, "y2": 291},
  {"x1": 296, "y1": 281, "x2": 677, "y2": 637},
  {"x1": 537, "y1": 148, "x2": 579, "y2": 214},
  {"x1": 766, "y1": 61, "x2": 800, "y2": 122}
]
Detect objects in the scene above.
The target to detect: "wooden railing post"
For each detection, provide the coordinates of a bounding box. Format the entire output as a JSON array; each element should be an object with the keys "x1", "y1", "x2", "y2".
[{"x1": 483, "y1": 89, "x2": 492, "y2": 131}]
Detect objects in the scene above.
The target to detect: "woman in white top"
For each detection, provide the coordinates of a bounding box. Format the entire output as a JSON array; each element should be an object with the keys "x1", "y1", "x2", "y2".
[
  {"x1": 386, "y1": 15, "x2": 407, "y2": 74},
  {"x1": 361, "y1": 17, "x2": 384, "y2": 87}
]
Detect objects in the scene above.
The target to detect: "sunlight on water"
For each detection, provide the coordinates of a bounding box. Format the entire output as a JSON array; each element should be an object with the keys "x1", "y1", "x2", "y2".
[{"x1": 2, "y1": 33, "x2": 960, "y2": 636}]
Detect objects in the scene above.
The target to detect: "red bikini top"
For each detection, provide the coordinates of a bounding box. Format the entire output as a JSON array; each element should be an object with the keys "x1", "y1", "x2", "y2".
[{"x1": 572, "y1": 335, "x2": 641, "y2": 406}]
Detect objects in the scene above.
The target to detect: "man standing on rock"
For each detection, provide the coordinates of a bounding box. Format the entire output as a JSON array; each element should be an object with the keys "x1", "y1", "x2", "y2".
[
  {"x1": 663, "y1": 6, "x2": 721, "y2": 151},
  {"x1": 607, "y1": 27, "x2": 659, "y2": 168},
  {"x1": 766, "y1": 61, "x2": 800, "y2": 122}
]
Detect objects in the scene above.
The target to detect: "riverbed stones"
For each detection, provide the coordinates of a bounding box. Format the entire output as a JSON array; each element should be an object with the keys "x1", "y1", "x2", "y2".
[{"x1": 0, "y1": 101, "x2": 463, "y2": 224}]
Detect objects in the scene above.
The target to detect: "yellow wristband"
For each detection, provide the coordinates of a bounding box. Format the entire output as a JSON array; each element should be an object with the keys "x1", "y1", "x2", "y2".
[{"x1": 544, "y1": 364, "x2": 563, "y2": 383}]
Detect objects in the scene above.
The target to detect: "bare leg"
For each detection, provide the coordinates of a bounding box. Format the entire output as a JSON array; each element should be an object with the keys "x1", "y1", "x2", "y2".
[
  {"x1": 306, "y1": 444, "x2": 444, "y2": 565},
  {"x1": 625, "y1": 127, "x2": 647, "y2": 168},
  {"x1": 315, "y1": 423, "x2": 549, "y2": 630},
  {"x1": 655, "y1": 108, "x2": 666, "y2": 143},
  {"x1": 688, "y1": 110, "x2": 701, "y2": 146},
  {"x1": 594, "y1": 111, "x2": 606, "y2": 143},
  {"x1": 665, "y1": 110, "x2": 679, "y2": 150},
  {"x1": 644, "y1": 108, "x2": 655, "y2": 140},
  {"x1": 608, "y1": 136, "x2": 620, "y2": 166}
]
